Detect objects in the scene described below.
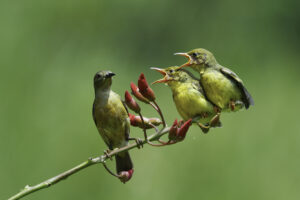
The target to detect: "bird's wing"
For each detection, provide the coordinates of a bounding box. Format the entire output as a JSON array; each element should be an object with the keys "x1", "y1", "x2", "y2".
[
  {"x1": 92, "y1": 101, "x2": 97, "y2": 126},
  {"x1": 220, "y1": 67, "x2": 254, "y2": 109},
  {"x1": 122, "y1": 100, "x2": 129, "y2": 116},
  {"x1": 124, "y1": 117, "x2": 130, "y2": 140},
  {"x1": 92, "y1": 100, "x2": 112, "y2": 148},
  {"x1": 192, "y1": 81, "x2": 203, "y2": 93},
  {"x1": 121, "y1": 100, "x2": 130, "y2": 140},
  {"x1": 193, "y1": 80, "x2": 218, "y2": 107}
]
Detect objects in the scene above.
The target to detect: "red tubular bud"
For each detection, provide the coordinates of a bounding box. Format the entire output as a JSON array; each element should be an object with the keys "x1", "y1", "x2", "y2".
[
  {"x1": 177, "y1": 119, "x2": 192, "y2": 141},
  {"x1": 168, "y1": 119, "x2": 178, "y2": 141},
  {"x1": 125, "y1": 90, "x2": 140, "y2": 113},
  {"x1": 142, "y1": 87, "x2": 156, "y2": 102},
  {"x1": 118, "y1": 169, "x2": 134, "y2": 183},
  {"x1": 128, "y1": 114, "x2": 157, "y2": 129},
  {"x1": 137, "y1": 73, "x2": 149, "y2": 91},
  {"x1": 130, "y1": 82, "x2": 150, "y2": 104},
  {"x1": 138, "y1": 73, "x2": 156, "y2": 101},
  {"x1": 128, "y1": 113, "x2": 138, "y2": 126}
]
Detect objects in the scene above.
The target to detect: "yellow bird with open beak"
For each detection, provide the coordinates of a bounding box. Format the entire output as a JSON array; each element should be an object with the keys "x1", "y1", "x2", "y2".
[
  {"x1": 175, "y1": 48, "x2": 254, "y2": 112},
  {"x1": 151, "y1": 66, "x2": 221, "y2": 133}
]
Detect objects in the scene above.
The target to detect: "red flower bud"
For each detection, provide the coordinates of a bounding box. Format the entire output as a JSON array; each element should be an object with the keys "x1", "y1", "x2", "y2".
[
  {"x1": 138, "y1": 73, "x2": 156, "y2": 101},
  {"x1": 142, "y1": 87, "x2": 156, "y2": 102},
  {"x1": 125, "y1": 90, "x2": 140, "y2": 113},
  {"x1": 128, "y1": 113, "x2": 138, "y2": 126},
  {"x1": 168, "y1": 119, "x2": 178, "y2": 141},
  {"x1": 137, "y1": 73, "x2": 149, "y2": 91},
  {"x1": 177, "y1": 119, "x2": 192, "y2": 141},
  {"x1": 130, "y1": 82, "x2": 150, "y2": 104},
  {"x1": 128, "y1": 114, "x2": 160, "y2": 129},
  {"x1": 118, "y1": 169, "x2": 134, "y2": 183}
]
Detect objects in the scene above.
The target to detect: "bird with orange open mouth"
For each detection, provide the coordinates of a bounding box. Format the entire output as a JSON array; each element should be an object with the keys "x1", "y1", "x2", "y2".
[
  {"x1": 151, "y1": 66, "x2": 221, "y2": 133},
  {"x1": 175, "y1": 48, "x2": 254, "y2": 112}
]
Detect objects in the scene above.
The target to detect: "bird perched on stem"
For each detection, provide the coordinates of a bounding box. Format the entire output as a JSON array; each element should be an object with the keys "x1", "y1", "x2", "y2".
[
  {"x1": 175, "y1": 48, "x2": 254, "y2": 112},
  {"x1": 152, "y1": 66, "x2": 221, "y2": 133},
  {"x1": 92, "y1": 70, "x2": 133, "y2": 183}
]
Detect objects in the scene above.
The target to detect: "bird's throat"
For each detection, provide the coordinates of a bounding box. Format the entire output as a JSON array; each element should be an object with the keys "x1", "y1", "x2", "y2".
[{"x1": 94, "y1": 87, "x2": 111, "y2": 100}]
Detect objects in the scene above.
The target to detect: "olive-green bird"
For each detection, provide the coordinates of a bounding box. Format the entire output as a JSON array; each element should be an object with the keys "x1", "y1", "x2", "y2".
[
  {"x1": 175, "y1": 48, "x2": 254, "y2": 111},
  {"x1": 92, "y1": 71, "x2": 133, "y2": 175},
  {"x1": 151, "y1": 66, "x2": 221, "y2": 133}
]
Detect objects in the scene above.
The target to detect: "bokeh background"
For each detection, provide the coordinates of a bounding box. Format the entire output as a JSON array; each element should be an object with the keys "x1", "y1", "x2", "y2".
[{"x1": 1, "y1": 0, "x2": 299, "y2": 199}]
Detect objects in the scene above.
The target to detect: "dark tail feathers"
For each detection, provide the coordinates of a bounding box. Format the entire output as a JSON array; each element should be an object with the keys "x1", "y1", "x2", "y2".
[
  {"x1": 242, "y1": 86, "x2": 254, "y2": 109},
  {"x1": 115, "y1": 151, "x2": 133, "y2": 174}
]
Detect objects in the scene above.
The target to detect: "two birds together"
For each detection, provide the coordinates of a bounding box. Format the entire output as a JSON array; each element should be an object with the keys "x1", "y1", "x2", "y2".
[{"x1": 92, "y1": 48, "x2": 254, "y2": 183}]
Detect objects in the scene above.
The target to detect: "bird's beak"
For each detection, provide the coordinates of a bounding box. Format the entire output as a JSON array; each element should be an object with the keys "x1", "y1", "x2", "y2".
[
  {"x1": 106, "y1": 72, "x2": 116, "y2": 78},
  {"x1": 174, "y1": 52, "x2": 192, "y2": 69},
  {"x1": 150, "y1": 67, "x2": 169, "y2": 84}
]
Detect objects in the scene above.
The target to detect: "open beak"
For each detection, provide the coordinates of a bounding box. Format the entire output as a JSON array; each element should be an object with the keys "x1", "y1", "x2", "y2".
[
  {"x1": 150, "y1": 67, "x2": 169, "y2": 84},
  {"x1": 174, "y1": 52, "x2": 192, "y2": 69}
]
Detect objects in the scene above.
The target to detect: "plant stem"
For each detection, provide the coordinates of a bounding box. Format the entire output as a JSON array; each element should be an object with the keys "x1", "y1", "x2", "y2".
[
  {"x1": 153, "y1": 101, "x2": 166, "y2": 127},
  {"x1": 8, "y1": 126, "x2": 170, "y2": 200}
]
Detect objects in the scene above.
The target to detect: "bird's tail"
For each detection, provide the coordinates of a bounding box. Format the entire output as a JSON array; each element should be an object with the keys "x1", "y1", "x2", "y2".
[{"x1": 115, "y1": 151, "x2": 133, "y2": 174}]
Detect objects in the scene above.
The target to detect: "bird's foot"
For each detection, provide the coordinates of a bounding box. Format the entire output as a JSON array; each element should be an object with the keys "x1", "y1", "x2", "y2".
[
  {"x1": 213, "y1": 106, "x2": 222, "y2": 113},
  {"x1": 128, "y1": 137, "x2": 144, "y2": 149},
  {"x1": 192, "y1": 115, "x2": 210, "y2": 133},
  {"x1": 197, "y1": 122, "x2": 210, "y2": 134},
  {"x1": 201, "y1": 112, "x2": 209, "y2": 118},
  {"x1": 229, "y1": 100, "x2": 235, "y2": 111},
  {"x1": 104, "y1": 149, "x2": 113, "y2": 160},
  {"x1": 228, "y1": 100, "x2": 245, "y2": 111},
  {"x1": 209, "y1": 113, "x2": 221, "y2": 128}
]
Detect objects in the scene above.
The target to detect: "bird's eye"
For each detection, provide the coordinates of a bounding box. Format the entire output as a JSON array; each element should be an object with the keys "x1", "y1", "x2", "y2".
[
  {"x1": 169, "y1": 69, "x2": 174, "y2": 73},
  {"x1": 95, "y1": 74, "x2": 101, "y2": 79},
  {"x1": 192, "y1": 52, "x2": 198, "y2": 57}
]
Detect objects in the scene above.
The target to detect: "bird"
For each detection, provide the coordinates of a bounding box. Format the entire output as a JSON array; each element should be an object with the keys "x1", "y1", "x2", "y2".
[
  {"x1": 92, "y1": 70, "x2": 133, "y2": 180},
  {"x1": 151, "y1": 66, "x2": 221, "y2": 133},
  {"x1": 175, "y1": 48, "x2": 254, "y2": 112}
]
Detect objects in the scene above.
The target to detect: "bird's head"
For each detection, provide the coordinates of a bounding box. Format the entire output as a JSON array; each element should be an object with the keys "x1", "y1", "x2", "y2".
[
  {"x1": 175, "y1": 48, "x2": 217, "y2": 71},
  {"x1": 151, "y1": 66, "x2": 194, "y2": 86},
  {"x1": 93, "y1": 70, "x2": 116, "y2": 90}
]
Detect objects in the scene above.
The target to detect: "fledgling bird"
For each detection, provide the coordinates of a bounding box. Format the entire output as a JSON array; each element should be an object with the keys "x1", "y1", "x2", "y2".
[
  {"x1": 151, "y1": 66, "x2": 221, "y2": 133},
  {"x1": 176, "y1": 48, "x2": 254, "y2": 112},
  {"x1": 92, "y1": 71, "x2": 133, "y2": 181}
]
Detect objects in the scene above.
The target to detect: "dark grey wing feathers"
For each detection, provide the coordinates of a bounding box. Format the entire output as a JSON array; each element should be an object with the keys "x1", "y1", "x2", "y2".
[
  {"x1": 92, "y1": 101, "x2": 97, "y2": 125},
  {"x1": 122, "y1": 100, "x2": 129, "y2": 116},
  {"x1": 121, "y1": 100, "x2": 130, "y2": 140},
  {"x1": 220, "y1": 67, "x2": 254, "y2": 109}
]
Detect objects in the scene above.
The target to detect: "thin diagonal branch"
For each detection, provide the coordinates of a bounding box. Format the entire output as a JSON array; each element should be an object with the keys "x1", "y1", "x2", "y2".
[
  {"x1": 152, "y1": 101, "x2": 166, "y2": 127},
  {"x1": 8, "y1": 126, "x2": 170, "y2": 200}
]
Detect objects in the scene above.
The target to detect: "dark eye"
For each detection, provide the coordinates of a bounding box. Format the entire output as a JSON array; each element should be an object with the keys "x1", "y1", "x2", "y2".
[
  {"x1": 192, "y1": 52, "x2": 198, "y2": 57},
  {"x1": 169, "y1": 69, "x2": 174, "y2": 73},
  {"x1": 95, "y1": 74, "x2": 101, "y2": 80}
]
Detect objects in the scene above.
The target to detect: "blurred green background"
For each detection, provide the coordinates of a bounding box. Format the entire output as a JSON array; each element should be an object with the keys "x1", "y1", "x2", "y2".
[{"x1": 1, "y1": 0, "x2": 299, "y2": 199}]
